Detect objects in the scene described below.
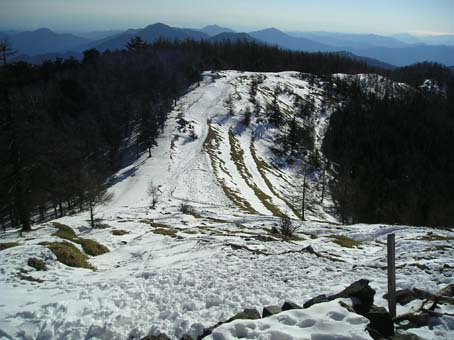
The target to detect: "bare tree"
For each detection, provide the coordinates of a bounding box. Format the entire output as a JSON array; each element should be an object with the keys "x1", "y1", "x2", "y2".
[
  {"x1": 80, "y1": 168, "x2": 113, "y2": 228},
  {"x1": 147, "y1": 181, "x2": 160, "y2": 209},
  {"x1": 0, "y1": 38, "x2": 16, "y2": 65},
  {"x1": 86, "y1": 181, "x2": 112, "y2": 228},
  {"x1": 290, "y1": 169, "x2": 308, "y2": 221}
]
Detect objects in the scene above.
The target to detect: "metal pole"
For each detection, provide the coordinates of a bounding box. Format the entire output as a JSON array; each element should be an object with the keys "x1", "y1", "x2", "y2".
[{"x1": 387, "y1": 233, "x2": 396, "y2": 318}]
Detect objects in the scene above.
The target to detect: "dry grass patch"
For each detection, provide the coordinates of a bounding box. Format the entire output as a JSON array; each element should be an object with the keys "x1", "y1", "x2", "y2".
[
  {"x1": 47, "y1": 242, "x2": 95, "y2": 270},
  {"x1": 78, "y1": 238, "x2": 109, "y2": 256},
  {"x1": 112, "y1": 230, "x2": 129, "y2": 236},
  {"x1": 182, "y1": 229, "x2": 199, "y2": 235},
  {"x1": 250, "y1": 143, "x2": 302, "y2": 219},
  {"x1": 0, "y1": 242, "x2": 19, "y2": 251},
  {"x1": 418, "y1": 234, "x2": 454, "y2": 242},
  {"x1": 52, "y1": 222, "x2": 109, "y2": 256},
  {"x1": 151, "y1": 222, "x2": 171, "y2": 229},
  {"x1": 203, "y1": 123, "x2": 257, "y2": 214},
  {"x1": 152, "y1": 228, "x2": 178, "y2": 237},
  {"x1": 52, "y1": 222, "x2": 77, "y2": 241},
  {"x1": 229, "y1": 130, "x2": 283, "y2": 217},
  {"x1": 328, "y1": 235, "x2": 363, "y2": 248}
]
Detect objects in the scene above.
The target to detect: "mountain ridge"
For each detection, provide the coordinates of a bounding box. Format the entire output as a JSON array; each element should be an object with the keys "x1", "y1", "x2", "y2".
[{"x1": 3, "y1": 23, "x2": 454, "y2": 67}]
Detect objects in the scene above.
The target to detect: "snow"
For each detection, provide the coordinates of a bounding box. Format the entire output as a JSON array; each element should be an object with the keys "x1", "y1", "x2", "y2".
[
  {"x1": 0, "y1": 71, "x2": 453, "y2": 340},
  {"x1": 208, "y1": 299, "x2": 371, "y2": 340}
]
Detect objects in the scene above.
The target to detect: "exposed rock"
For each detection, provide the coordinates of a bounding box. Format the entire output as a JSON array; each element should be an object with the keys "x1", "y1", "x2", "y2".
[
  {"x1": 303, "y1": 294, "x2": 329, "y2": 309},
  {"x1": 438, "y1": 283, "x2": 454, "y2": 297},
  {"x1": 262, "y1": 305, "x2": 282, "y2": 317},
  {"x1": 330, "y1": 279, "x2": 375, "y2": 315},
  {"x1": 366, "y1": 306, "x2": 394, "y2": 339},
  {"x1": 281, "y1": 301, "x2": 302, "y2": 311},
  {"x1": 303, "y1": 245, "x2": 316, "y2": 254},
  {"x1": 227, "y1": 308, "x2": 261, "y2": 321},
  {"x1": 141, "y1": 334, "x2": 171, "y2": 340},
  {"x1": 384, "y1": 289, "x2": 418, "y2": 306},
  {"x1": 338, "y1": 300, "x2": 355, "y2": 313},
  {"x1": 394, "y1": 312, "x2": 431, "y2": 330},
  {"x1": 390, "y1": 334, "x2": 420, "y2": 340},
  {"x1": 197, "y1": 308, "x2": 261, "y2": 339},
  {"x1": 366, "y1": 325, "x2": 385, "y2": 340},
  {"x1": 179, "y1": 335, "x2": 194, "y2": 340},
  {"x1": 412, "y1": 288, "x2": 454, "y2": 305}
]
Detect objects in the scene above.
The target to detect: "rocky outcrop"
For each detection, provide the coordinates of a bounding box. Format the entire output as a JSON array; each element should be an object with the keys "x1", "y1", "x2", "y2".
[
  {"x1": 303, "y1": 294, "x2": 329, "y2": 308},
  {"x1": 366, "y1": 306, "x2": 395, "y2": 339},
  {"x1": 262, "y1": 305, "x2": 282, "y2": 317},
  {"x1": 281, "y1": 301, "x2": 302, "y2": 311},
  {"x1": 178, "y1": 279, "x2": 454, "y2": 340},
  {"x1": 141, "y1": 334, "x2": 171, "y2": 340},
  {"x1": 330, "y1": 279, "x2": 375, "y2": 315},
  {"x1": 197, "y1": 308, "x2": 261, "y2": 339}
]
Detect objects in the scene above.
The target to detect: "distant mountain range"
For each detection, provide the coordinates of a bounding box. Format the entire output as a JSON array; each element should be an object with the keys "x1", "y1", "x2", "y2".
[
  {"x1": 200, "y1": 25, "x2": 234, "y2": 36},
  {"x1": 249, "y1": 28, "x2": 331, "y2": 52},
  {"x1": 83, "y1": 23, "x2": 209, "y2": 52},
  {"x1": 288, "y1": 31, "x2": 408, "y2": 49},
  {"x1": 0, "y1": 28, "x2": 89, "y2": 55},
  {"x1": 2, "y1": 23, "x2": 453, "y2": 67}
]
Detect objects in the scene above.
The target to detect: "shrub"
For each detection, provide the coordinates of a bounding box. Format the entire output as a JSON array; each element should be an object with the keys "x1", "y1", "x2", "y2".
[
  {"x1": 279, "y1": 215, "x2": 300, "y2": 237},
  {"x1": 47, "y1": 242, "x2": 95, "y2": 270},
  {"x1": 27, "y1": 257, "x2": 47, "y2": 271},
  {"x1": 179, "y1": 201, "x2": 194, "y2": 214}
]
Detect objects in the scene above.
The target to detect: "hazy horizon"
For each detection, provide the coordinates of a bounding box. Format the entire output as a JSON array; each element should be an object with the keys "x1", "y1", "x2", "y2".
[{"x1": 1, "y1": 0, "x2": 453, "y2": 36}]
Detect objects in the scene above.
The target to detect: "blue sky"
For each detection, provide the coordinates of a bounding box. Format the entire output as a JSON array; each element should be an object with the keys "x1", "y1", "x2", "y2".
[{"x1": 1, "y1": 0, "x2": 453, "y2": 35}]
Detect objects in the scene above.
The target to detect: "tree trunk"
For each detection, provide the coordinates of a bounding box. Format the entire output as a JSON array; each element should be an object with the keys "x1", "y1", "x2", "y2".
[
  {"x1": 301, "y1": 176, "x2": 306, "y2": 221},
  {"x1": 58, "y1": 201, "x2": 63, "y2": 217},
  {"x1": 8, "y1": 206, "x2": 14, "y2": 229},
  {"x1": 321, "y1": 169, "x2": 326, "y2": 203},
  {"x1": 89, "y1": 202, "x2": 94, "y2": 228},
  {"x1": 39, "y1": 205, "x2": 45, "y2": 221},
  {"x1": 19, "y1": 208, "x2": 31, "y2": 232}
]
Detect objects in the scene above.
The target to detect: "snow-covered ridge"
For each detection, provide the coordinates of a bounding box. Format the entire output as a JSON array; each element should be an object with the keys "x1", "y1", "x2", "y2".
[
  {"x1": 0, "y1": 71, "x2": 453, "y2": 340},
  {"x1": 108, "y1": 70, "x2": 338, "y2": 222},
  {"x1": 332, "y1": 73, "x2": 412, "y2": 97}
]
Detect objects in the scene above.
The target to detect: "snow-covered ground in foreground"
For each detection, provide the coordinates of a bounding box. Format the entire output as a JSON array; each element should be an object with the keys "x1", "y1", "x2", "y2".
[
  {"x1": 208, "y1": 299, "x2": 371, "y2": 340},
  {"x1": 0, "y1": 71, "x2": 453, "y2": 340}
]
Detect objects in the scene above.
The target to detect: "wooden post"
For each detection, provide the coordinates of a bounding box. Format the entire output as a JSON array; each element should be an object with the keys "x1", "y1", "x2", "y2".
[{"x1": 387, "y1": 233, "x2": 396, "y2": 318}]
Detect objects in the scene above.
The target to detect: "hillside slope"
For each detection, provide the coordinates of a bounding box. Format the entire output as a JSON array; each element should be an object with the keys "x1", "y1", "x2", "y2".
[
  {"x1": 0, "y1": 71, "x2": 453, "y2": 340},
  {"x1": 106, "y1": 71, "x2": 338, "y2": 222}
]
